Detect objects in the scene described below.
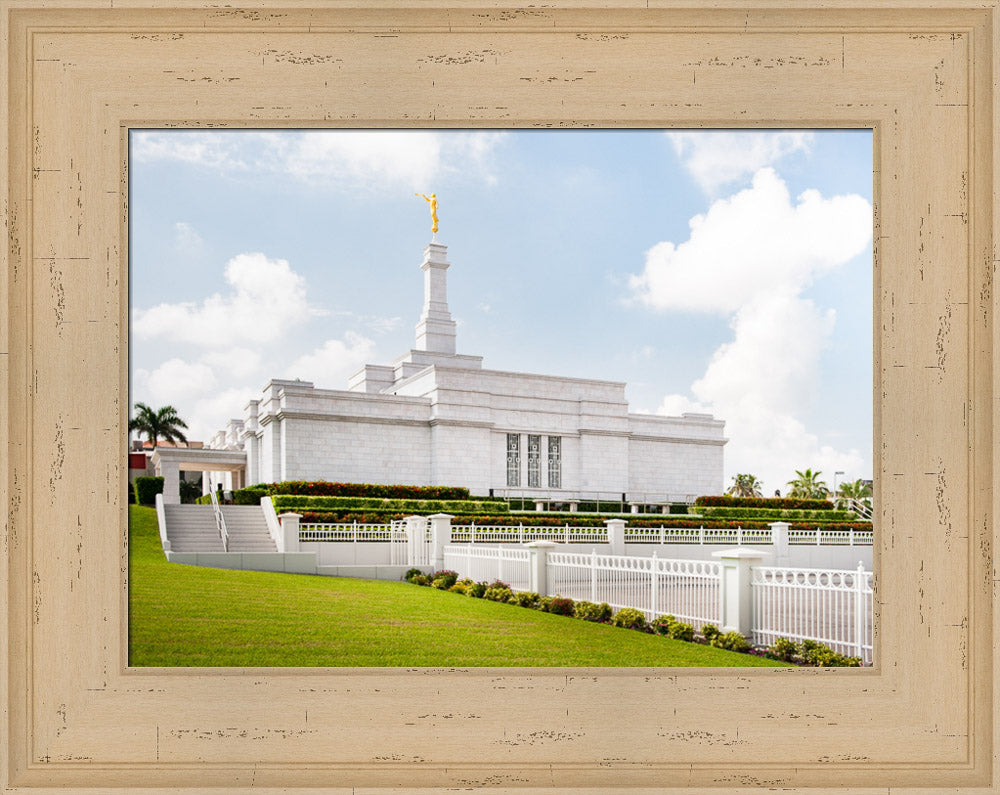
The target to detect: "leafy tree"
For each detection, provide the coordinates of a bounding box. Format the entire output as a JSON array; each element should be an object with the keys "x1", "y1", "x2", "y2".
[
  {"x1": 786, "y1": 468, "x2": 829, "y2": 500},
  {"x1": 727, "y1": 473, "x2": 763, "y2": 498},
  {"x1": 129, "y1": 403, "x2": 189, "y2": 448}
]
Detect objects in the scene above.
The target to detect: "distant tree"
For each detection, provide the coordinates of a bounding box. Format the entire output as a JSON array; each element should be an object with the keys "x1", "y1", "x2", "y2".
[
  {"x1": 129, "y1": 403, "x2": 188, "y2": 448},
  {"x1": 786, "y1": 468, "x2": 829, "y2": 500},
  {"x1": 178, "y1": 478, "x2": 202, "y2": 504},
  {"x1": 727, "y1": 473, "x2": 763, "y2": 498},
  {"x1": 834, "y1": 478, "x2": 872, "y2": 511}
]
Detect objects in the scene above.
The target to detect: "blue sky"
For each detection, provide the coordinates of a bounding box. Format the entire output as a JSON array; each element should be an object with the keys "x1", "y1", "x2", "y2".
[{"x1": 129, "y1": 129, "x2": 873, "y2": 495}]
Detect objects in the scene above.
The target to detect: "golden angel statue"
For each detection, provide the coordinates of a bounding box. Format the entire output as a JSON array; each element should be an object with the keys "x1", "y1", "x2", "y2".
[{"x1": 415, "y1": 192, "x2": 439, "y2": 234}]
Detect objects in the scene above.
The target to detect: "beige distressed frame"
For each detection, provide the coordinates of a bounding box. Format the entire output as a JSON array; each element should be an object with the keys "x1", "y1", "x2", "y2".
[{"x1": 1, "y1": 1, "x2": 997, "y2": 792}]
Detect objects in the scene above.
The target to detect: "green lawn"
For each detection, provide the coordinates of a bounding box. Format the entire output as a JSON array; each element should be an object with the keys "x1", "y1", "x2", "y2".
[{"x1": 129, "y1": 505, "x2": 788, "y2": 667}]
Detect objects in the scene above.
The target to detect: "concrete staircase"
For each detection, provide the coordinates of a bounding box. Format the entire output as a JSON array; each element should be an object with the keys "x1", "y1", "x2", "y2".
[
  {"x1": 163, "y1": 504, "x2": 276, "y2": 553},
  {"x1": 220, "y1": 505, "x2": 278, "y2": 552}
]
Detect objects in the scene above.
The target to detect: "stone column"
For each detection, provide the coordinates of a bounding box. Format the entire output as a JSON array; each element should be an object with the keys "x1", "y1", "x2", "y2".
[
  {"x1": 769, "y1": 521, "x2": 790, "y2": 566},
  {"x1": 415, "y1": 242, "x2": 457, "y2": 354},
  {"x1": 604, "y1": 518, "x2": 626, "y2": 556},
  {"x1": 428, "y1": 513, "x2": 453, "y2": 571},
  {"x1": 526, "y1": 540, "x2": 557, "y2": 597},
  {"x1": 712, "y1": 549, "x2": 767, "y2": 636},
  {"x1": 278, "y1": 513, "x2": 301, "y2": 553},
  {"x1": 158, "y1": 457, "x2": 180, "y2": 505}
]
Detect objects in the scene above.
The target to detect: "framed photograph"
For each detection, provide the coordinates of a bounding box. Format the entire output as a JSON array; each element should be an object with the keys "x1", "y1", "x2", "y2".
[{"x1": 2, "y1": 2, "x2": 997, "y2": 791}]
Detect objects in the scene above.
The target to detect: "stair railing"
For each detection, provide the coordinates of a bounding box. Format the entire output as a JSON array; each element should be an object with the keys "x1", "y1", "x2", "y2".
[
  {"x1": 209, "y1": 489, "x2": 230, "y2": 551},
  {"x1": 845, "y1": 497, "x2": 873, "y2": 522}
]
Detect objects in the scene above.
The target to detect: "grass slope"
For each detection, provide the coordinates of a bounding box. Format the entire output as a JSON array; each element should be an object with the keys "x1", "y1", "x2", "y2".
[{"x1": 129, "y1": 506, "x2": 788, "y2": 668}]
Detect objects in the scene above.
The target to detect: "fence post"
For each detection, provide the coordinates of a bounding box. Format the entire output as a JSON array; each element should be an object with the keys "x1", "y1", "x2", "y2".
[
  {"x1": 849, "y1": 528, "x2": 855, "y2": 546},
  {"x1": 712, "y1": 549, "x2": 767, "y2": 637},
  {"x1": 659, "y1": 526, "x2": 664, "y2": 545},
  {"x1": 428, "y1": 513, "x2": 453, "y2": 572},
  {"x1": 769, "y1": 521, "x2": 790, "y2": 566},
  {"x1": 604, "y1": 518, "x2": 626, "y2": 556},
  {"x1": 526, "y1": 540, "x2": 557, "y2": 597},
  {"x1": 591, "y1": 549, "x2": 597, "y2": 601},
  {"x1": 816, "y1": 527, "x2": 822, "y2": 545},
  {"x1": 699, "y1": 526, "x2": 705, "y2": 545},
  {"x1": 564, "y1": 524, "x2": 569, "y2": 544},
  {"x1": 854, "y1": 560, "x2": 866, "y2": 659},
  {"x1": 278, "y1": 512, "x2": 301, "y2": 553}
]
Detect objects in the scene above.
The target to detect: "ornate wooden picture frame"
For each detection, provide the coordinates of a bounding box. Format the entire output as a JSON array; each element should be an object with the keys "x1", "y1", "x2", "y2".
[{"x1": 2, "y1": 2, "x2": 997, "y2": 791}]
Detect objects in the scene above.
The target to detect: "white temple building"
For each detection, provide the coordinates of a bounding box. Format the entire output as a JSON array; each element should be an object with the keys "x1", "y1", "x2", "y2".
[{"x1": 201, "y1": 239, "x2": 727, "y2": 506}]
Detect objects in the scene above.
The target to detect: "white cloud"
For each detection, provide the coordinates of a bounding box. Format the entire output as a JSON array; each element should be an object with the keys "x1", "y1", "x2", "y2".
[
  {"x1": 667, "y1": 131, "x2": 813, "y2": 195},
  {"x1": 131, "y1": 130, "x2": 507, "y2": 192},
  {"x1": 133, "y1": 358, "x2": 217, "y2": 408},
  {"x1": 630, "y1": 168, "x2": 871, "y2": 315},
  {"x1": 641, "y1": 168, "x2": 873, "y2": 494},
  {"x1": 132, "y1": 252, "x2": 321, "y2": 346},
  {"x1": 173, "y1": 222, "x2": 204, "y2": 256},
  {"x1": 282, "y1": 332, "x2": 376, "y2": 385},
  {"x1": 201, "y1": 347, "x2": 262, "y2": 380}
]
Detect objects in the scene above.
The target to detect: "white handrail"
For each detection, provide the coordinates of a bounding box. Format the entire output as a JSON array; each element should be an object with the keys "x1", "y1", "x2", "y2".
[
  {"x1": 260, "y1": 496, "x2": 282, "y2": 548},
  {"x1": 154, "y1": 493, "x2": 171, "y2": 554},
  {"x1": 209, "y1": 489, "x2": 230, "y2": 552}
]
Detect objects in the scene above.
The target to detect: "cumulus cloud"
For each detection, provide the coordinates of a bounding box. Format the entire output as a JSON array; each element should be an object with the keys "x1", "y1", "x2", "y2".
[
  {"x1": 667, "y1": 130, "x2": 813, "y2": 194},
  {"x1": 630, "y1": 168, "x2": 872, "y2": 314},
  {"x1": 132, "y1": 252, "x2": 321, "y2": 346},
  {"x1": 131, "y1": 130, "x2": 507, "y2": 192},
  {"x1": 283, "y1": 332, "x2": 376, "y2": 385},
  {"x1": 641, "y1": 168, "x2": 872, "y2": 493}
]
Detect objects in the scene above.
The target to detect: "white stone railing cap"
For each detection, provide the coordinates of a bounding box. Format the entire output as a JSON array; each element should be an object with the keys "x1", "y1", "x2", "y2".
[
  {"x1": 523, "y1": 540, "x2": 559, "y2": 548},
  {"x1": 712, "y1": 548, "x2": 771, "y2": 559}
]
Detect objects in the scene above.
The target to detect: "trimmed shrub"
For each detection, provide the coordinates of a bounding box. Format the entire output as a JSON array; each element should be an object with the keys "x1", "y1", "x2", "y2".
[
  {"x1": 650, "y1": 615, "x2": 695, "y2": 641},
  {"x1": 449, "y1": 582, "x2": 469, "y2": 595},
  {"x1": 233, "y1": 486, "x2": 269, "y2": 505},
  {"x1": 573, "y1": 601, "x2": 612, "y2": 623},
  {"x1": 770, "y1": 637, "x2": 798, "y2": 662},
  {"x1": 709, "y1": 631, "x2": 751, "y2": 653},
  {"x1": 700, "y1": 506, "x2": 855, "y2": 521},
  {"x1": 411, "y1": 574, "x2": 432, "y2": 586},
  {"x1": 538, "y1": 596, "x2": 575, "y2": 616},
  {"x1": 265, "y1": 480, "x2": 470, "y2": 500},
  {"x1": 701, "y1": 623, "x2": 721, "y2": 641},
  {"x1": 466, "y1": 581, "x2": 488, "y2": 598},
  {"x1": 512, "y1": 591, "x2": 540, "y2": 608},
  {"x1": 133, "y1": 476, "x2": 164, "y2": 505},
  {"x1": 483, "y1": 584, "x2": 514, "y2": 603},
  {"x1": 127, "y1": 488, "x2": 135, "y2": 504},
  {"x1": 430, "y1": 570, "x2": 459, "y2": 589},
  {"x1": 271, "y1": 495, "x2": 509, "y2": 513},
  {"x1": 403, "y1": 568, "x2": 424, "y2": 582},
  {"x1": 612, "y1": 607, "x2": 647, "y2": 630},
  {"x1": 695, "y1": 495, "x2": 833, "y2": 511}
]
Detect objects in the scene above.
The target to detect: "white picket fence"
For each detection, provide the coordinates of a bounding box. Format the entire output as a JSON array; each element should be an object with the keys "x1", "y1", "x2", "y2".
[
  {"x1": 442, "y1": 546, "x2": 532, "y2": 591},
  {"x1": 751, "y1": 563, "x2": 873, "y2": 661},
  {"x1": 546, "y1": 551, "x2": 721, "y2": 627},
  {"x1": 298, "y1": 521, "x2": 873, "y2": 547}
]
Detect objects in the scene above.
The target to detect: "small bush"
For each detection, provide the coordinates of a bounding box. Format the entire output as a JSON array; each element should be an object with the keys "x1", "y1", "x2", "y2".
[
  {"x1": 431, "y1": 570, "x2": 459, "y2": 589},
  {"x1": 650, "y1": 615, "x2": 695, "y2": 641},
  {"x1": 540, "y1": 596, "x2": 575, "y2": 616},
  {"x1": 411, "y1": 574, "x2": 432, "y2": 586},
  {"x1": 233, "y1": 486, "x2": 268, "y2": 505},
  {"x1": 512, "y1": 591, "x2": 540, "y2": 608},
  {"x1": 798, "y1": 640, "x2": 862, "y2": 667},
  {"x1": 448, "y1": 582, "x2": 469, "y2": 595},
  {"x1": 770, "y1": 637, "x2": 799, "y2": 662},
  {"x1": 701, "y1": 623, "x2": 721, "y2": 641},
  {"x1": 483, "y1": 584, "x2": 514, "y2": 603},
  {"x1": 466, "y1": 581, "x2": 488, "y2": 598},
  {"x1": 403, "y1": 568, "x2": 424, "y2": 582},
  {"x1": 710, "y1": 631, "x2": 751, "y2": 653},
  {"x1": 574, "y1": 601, "x2": 612, "y2": 622},
  {"x1": 612, "y1": 607, "x2": 647, "y2": 630},
  {"x1": 133, "y1": 476, "x2": 164, "y2": 505}
]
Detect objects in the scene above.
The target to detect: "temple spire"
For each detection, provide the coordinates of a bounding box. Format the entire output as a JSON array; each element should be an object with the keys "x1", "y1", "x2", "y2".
[{"x1": 414, "y1": 241, "x2": 457, "y2": 354}]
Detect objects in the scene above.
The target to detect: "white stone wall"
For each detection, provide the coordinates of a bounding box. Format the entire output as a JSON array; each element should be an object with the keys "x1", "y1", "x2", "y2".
[
  {"x1": 281, "y1": 418, "x2": 432, "y2": 484},
  {"x1": 627, "y1": 438, "x2": 724, "y2": 500}
]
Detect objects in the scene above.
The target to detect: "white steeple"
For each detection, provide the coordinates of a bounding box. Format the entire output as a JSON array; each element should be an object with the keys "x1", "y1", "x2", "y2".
[{"x1": 415, "y1": 241, "x2": 457, "y2": 355}]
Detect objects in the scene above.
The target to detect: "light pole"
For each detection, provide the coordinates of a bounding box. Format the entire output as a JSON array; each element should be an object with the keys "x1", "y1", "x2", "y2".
[{"x1": 833, "y1": 470, "x2": 845, "y2": 495}]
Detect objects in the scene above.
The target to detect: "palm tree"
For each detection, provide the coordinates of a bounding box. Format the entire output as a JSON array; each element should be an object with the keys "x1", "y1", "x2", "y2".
[
  {"x1": 129, "y1": 403, "x2": 189, "y2": 448},
  {"x1": 786, "y1": 468, "x2": 829, "y2": 500},
  {"x1": 727, "y1": 473, "x2": 763, "y2": 498},
  {"x1": 834, "y1": 478, "x2": 872, "y2": 511}
]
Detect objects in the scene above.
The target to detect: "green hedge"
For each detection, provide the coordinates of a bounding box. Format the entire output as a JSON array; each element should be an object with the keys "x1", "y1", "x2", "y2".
[
  {"x1": 695, "y1": 495, "x2": 832, "y2": 510},
  {"x1": 133, "y1": 476, "x2": 164, "y2": 505},
  {"x1": 700, "y1": 506, "x2": 856, "y2": 521},
  {"x1": 254, "y1": 480, "x2": 470, "y2": 500},
  {"x1": 271, "y1": 495, "x2": 510, "y2": 513}
]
